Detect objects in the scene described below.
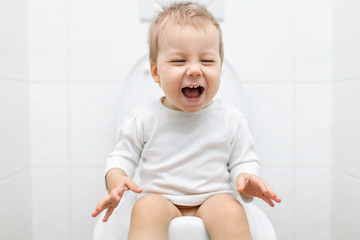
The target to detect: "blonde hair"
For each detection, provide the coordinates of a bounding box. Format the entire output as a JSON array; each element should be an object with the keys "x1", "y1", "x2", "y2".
[{"x1": 148, "y1": 2, "x2": 224, "y2": 63}]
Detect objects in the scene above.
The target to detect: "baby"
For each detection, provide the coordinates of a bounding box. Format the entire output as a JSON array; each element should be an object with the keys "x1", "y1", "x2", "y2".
[{"x1": 92, "y1": 2, "x2": 281, "y2": 239}]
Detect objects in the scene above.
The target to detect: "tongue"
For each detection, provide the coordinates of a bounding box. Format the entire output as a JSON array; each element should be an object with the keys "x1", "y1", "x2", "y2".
[{"x1": 182, "y1": 87, "x2": 200, "y2": 98}]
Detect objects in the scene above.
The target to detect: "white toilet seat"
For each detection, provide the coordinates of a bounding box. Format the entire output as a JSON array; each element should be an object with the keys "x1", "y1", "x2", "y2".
[
  {"x1": 168, "y1": 216, "x2": 210, "y2": 240},
  {"x1": 93, "y1": 191, "x2": 276, "y2": 240}
]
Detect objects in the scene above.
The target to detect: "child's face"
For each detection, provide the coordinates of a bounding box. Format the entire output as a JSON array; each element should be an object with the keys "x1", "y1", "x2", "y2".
[{"x1": 150, "y1": 24, "x2": 222, "y2": 112}]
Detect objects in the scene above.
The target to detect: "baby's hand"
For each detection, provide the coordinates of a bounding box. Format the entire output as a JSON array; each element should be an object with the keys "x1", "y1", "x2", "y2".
[
  {"x1": 236, "y1": 173, "x2": 281, "y2": 207},
  {"x1": 92, "y1": 175, "x2": 142, "y2": 222}
]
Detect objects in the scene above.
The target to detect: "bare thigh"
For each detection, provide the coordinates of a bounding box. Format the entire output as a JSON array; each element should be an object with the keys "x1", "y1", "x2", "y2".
[
  {"x1": 196, "y1": 193, "x2": 252, "y2": 240},
  {"x1": 128, "y1": 194, "x2": 182, "y2": 240}
]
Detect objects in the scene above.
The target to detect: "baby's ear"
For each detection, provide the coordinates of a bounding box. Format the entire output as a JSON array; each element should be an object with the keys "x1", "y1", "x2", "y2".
[{"x1": 150, "y1": 61, "x2": 160, "y2": 83}]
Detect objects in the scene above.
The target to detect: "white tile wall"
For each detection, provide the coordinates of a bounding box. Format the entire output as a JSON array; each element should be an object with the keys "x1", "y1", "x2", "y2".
[
  {"x1": 0, "y1": 80, "x2": 30, "y2": 178},
  {"x1": 70, "y1": 169, "x2": 107, "y2": 240},
  {"x1": 295, "y1": 0, "x2": 332, "y2": 82},
  {"x1": 295, "y1": 168, "x2": 331, "y2": 240},
  {"x1": 223, "y1": 0, "x2": 295, "y2": 82},
  {"x1": 28, "y1": 0, "x2": 68, "y2": 81},
  {"x1": 332, "y1": 169, "x2": 360, "y2": 239},
  {"x1": 0, "y1": 170, "x2": 32, "y2": 240},
  {"x1": 242, "y1": 84, "x2": 294, "y2": 166},
  {"x1": 69, "y1": 0, "x2": 148, "y2": 81},
  {"x1": 296, "y1": 84, "x2": 332, "y2": 166},
  {"x1": 32, "y1": 168, "x2": 69, "y2": 240},
  {"x1": 1, "y1": 0, "x2": 358, "y2": 239},
  {"x1": 0, "y1": 0, "x2": 28, "y2": 80},
  {"x1": 333, "y1": 80, "x2": 360, "y2": 177},
  {"x1": 70, "y1": 83, "x2": 123, "y2": 166},
  {"x1": 254, "y1": 167, "x2": 294, "y2": 240},
  {"x1": 332, "y1": 80, "x2": 360, "y2": 238},
  {"x1": 331, "y1": 0, "x2": 360, "y2": 238},
  {"x1": 333, "y1": 0, "x2": 360, "y2": 81},
  {"x1": 30, "y1": 84, "x2": 69, "y2": 166},
  {"x1": 0, "y1": 0, "x2": 32, "y2": 239}
]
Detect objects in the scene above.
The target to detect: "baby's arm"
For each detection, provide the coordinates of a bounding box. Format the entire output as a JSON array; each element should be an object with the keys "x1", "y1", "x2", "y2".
[
  {"x1": 236, "y1": 173, "x2": 281, "y2": 207},
  {"x1": 92, "y1": 168, "x2": 142, "y2": 222}
]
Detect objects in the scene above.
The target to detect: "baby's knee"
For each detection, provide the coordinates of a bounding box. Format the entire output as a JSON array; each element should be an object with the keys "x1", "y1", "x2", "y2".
[
  {"x1": 133, "y1": 194, "x2": 159, "y2": 210},
  {"x1": 131, "y1": 194, "x2": 174, "y2": 217},
  {"x1": 131, "y1": 194, "x2": 180, "y2": 226},
  {"x1": 196, "y1": 193, "x2": 250, "y2": 238}
]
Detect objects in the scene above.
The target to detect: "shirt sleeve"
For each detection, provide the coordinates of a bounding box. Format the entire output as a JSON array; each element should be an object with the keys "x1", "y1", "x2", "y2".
[
  {"x1": 105, "y1": 110, "x2": 144, "y2": 179},
  {"x1": 228, "y1": 115, "x2": 260, "y2": 203}
]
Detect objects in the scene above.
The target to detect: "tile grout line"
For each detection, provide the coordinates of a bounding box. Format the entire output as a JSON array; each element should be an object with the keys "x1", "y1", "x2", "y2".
[
  {"x1": 27, "y1": 3, "x2": 34, "y2": 238},
  {"x1": 0, "y1": 166, "x2": 32, "y2": 182},
  {"x1": 7, "y1": 77, "x2": 360, "y2": 85},
  {"x1": 67, "y1": 0, "x2": 72, "y2": 239},
  {"x1": 293, "y1": 0, "x2": 298, "y2": 238},
  {"x1": 293, "y1": 82, "x2": 297, "y2": 240},
  {"x1": 333, "y1": 167, "x2": 360, "y2": 181},
  {"x1": 330, "y1": 4, "x2": 334, "y2": 235}
]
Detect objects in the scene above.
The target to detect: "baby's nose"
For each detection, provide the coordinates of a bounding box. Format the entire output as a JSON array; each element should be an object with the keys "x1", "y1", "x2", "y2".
[{"x1": 186, "y1": 64, "x2": 202, "y2": 78}]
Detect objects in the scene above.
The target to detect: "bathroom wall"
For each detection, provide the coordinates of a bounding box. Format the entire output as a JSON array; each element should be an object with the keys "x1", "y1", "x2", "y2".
[
  {"x1": 1, "y1": 0, "x2": 359, "y2": 239},
  {"x1": 28, "y1": 0, "x2": 148, "y2": 239},
  {"x1": 224, "y1": 0, "x2": 332, "y2": 239},
  {"x1": 29, "y1": 0, "x2": 333, "y2": 239},
  {"x1": 332, "y1": 0, "x2": 360, "y2": 238},
  {"x1": 28, "y1": 0, "x2": 69, "y2": 238},
  {"x1": 0, "y1": 0, "x2": 32, "y2": 239}
]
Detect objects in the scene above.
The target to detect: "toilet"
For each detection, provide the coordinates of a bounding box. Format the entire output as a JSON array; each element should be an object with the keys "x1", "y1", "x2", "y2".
[{"x1": 92, "y1": 54, "x2": 277, "y2": 240}]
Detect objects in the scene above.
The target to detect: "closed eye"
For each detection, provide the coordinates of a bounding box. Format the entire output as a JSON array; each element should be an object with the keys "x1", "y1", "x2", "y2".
[
  {"x1": 170, "y1": 60, "x2": 186, "y2": 66},
  {"x1": 201, "y1": 60, "x2": 215, "y2": 65}
]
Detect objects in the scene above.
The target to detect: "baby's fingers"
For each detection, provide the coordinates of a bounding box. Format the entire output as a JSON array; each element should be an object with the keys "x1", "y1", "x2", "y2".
[
  {"x1": 263, "y1": 184, "x2": 282, "y2": 203},
  {"x1": 261, "y1": 194, "x2": 276, "y2": 207},
  {"x1": 92, "y1": 196, "x2": 109, "y2": 218},
  {"x1": 92, "y1": 191, "x2": 121, "y2": 218},
  {"x1": 103, "y1": 207, "x2": 115, "y2": 222},
  {"x1": 261, "y1": 184, "x2": 281, "y2": 207},
  {"x1": 124, "y1": 178, "x2": 143, "y2": 193}
]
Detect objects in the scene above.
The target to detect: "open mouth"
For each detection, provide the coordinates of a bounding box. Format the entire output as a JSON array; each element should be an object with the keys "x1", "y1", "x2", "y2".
[{"x1": 181, "y1": 85, "x2": 204, "y2": 99}]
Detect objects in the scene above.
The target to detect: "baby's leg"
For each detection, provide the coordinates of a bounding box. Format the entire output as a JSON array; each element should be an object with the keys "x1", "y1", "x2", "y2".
[
  {"x1": 128, "y1": 194, "x2": 182, "y2": 240},
  {"x1": 196, "y1": 193, "x2": 252, "y2": 240}
]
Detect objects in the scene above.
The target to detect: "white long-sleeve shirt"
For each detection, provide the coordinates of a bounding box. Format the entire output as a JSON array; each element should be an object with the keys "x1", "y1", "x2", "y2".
[{"x1": 106, "y1": 98, "x2": 260, "y2": 206}]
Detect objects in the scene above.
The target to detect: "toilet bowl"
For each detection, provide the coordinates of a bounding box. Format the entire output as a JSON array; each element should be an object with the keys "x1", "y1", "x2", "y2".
[
  {"x1": 93, "y1": 191, "x2": 276, "y2": 240},
  {"x1": 93, "y1": 54, "x2": 277, "y2": 240}
]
